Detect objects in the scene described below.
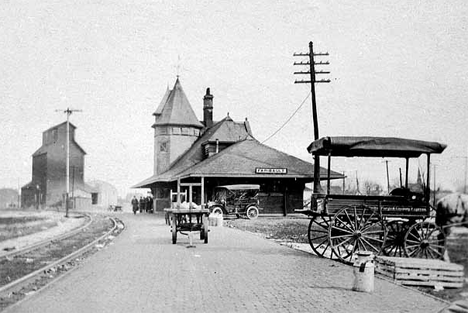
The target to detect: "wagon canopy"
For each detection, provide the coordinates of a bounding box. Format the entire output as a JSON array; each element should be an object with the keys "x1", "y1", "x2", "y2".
[{"x1": 307, "y1": 136, "x2": 446, "y2": 158}]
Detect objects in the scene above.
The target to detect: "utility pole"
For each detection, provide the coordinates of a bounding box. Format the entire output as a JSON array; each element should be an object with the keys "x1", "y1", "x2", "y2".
[
  {"x1": 294, "y1": 41, "x2": 330, "y2": 193},
  {"x1": 433, "y1": 163, "x2": 437, "y2": 206},
  {"x1": 56, "y1": 108, "x2": 82, "y2": 217}
]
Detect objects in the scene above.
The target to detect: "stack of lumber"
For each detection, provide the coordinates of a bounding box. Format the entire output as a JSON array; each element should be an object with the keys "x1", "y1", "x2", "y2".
[{"x1": 375, "y1": 256, "x2": 464, "y2": 288}]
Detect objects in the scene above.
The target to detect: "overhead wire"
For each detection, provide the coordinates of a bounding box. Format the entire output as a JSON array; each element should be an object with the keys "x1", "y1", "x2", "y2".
[{"x1": 261, "y1": 92, "x2": 311, "y2": 144}]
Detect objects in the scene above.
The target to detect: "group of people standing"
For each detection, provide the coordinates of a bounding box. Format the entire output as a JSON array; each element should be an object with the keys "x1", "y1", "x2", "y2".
[{"x1": 131, "y1": 195, "x2": 153, "y2": 214}]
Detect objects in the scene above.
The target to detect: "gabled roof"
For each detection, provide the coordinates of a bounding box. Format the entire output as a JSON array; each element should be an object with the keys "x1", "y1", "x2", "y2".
[
  {"x1": 44, "y1": 121, "x2": 76, "y2": 133},
  {"x1": 201, "y1": 114, "x2": 252, "y2": 144},
  {"x1": 153, "y1": 78, "x2": 204, "y2": 128},
  {"x1": 32, "y1": 121, "x2": 87, "y2": 157},
  {"x1": 133, "y1": 137, "x2": 341, "y2": 187},
  {"x1": 178, "y1": 138, "x2": 341, "y2": 179}
]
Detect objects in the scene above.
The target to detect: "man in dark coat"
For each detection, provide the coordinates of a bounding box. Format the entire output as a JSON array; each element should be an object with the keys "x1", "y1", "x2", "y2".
[
  {"x1": 131, "y1": 196, "x2": 138, "y2": 214},
  {"x1": 139, "y1": 196, "x2": 144, "y2": 213}
]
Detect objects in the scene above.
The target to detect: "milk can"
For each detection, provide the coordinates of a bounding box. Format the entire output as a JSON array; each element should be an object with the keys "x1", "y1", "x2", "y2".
[
  {"x1": 352, "y1": 251, "x2": 375, "y2": 293},
  {"x1": 217, "y1": 213, "x2": 224, "y2": 227}
]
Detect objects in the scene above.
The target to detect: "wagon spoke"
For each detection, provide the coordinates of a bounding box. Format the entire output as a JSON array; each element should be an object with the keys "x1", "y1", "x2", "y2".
[
  {"x1": 317, "y1": 237, "x2": 329, "y2": 247},
  {"x1": 425, "y1": 223, "x2": 432, "y2": 237},
  {"x1": 405, "y1": 243, "x2": 420, "y2": 250},
  {"x1": 332, "y1": 236, "x2": 353, "y2": 248},
  {"x1": 343, "y1": 210, "x2": 355, "y2": 231},
  {"x1": 407, "y1": 231, "x2": 421, "y2": 241},
  {"x1": 311, "y1": 233, "x2": 328, "y2": 241},
  {"x1": 427, "y1": 243, "x2": 445, "y2": 250},
  {"x1": 331, "y1": 224, "x2": 354, "y2": 235},
  {"x1": 335, "y1": 217, "x2": 354, "y2": 232},
  {"x1": 427, "y1": 246, "x2": 444, "y2": 258},
  {"x1": 360, "y1": 229, "x2": 384, "y2": 235},
  {"x1": 352, "y1": 238, "x2": 358, "y2": 254},
  {"x1": 362, "y1": 235, "x2": 384, "y2": 244},
  {"x1": 330, "y1": 233, "x2": 354, "y2": 240},
  {"x1": 361, "y1": 237, "x2": 379, "y2": 252},
  {"x1": 359, "y1": 208, "x2": 366, "y2": 229},
  {"x1": 425, "y1": 247, "x2": 436, "y2": 259},
  {"x1": 407, "y1": 247, "x2": 421, "y2": 257},
  {"x1": 405, "y1": 239, "x2": 421, "y2": 244}
]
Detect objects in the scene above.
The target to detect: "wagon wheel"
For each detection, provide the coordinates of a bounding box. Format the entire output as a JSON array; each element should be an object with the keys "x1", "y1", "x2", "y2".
[
  {"x1": 246, "y1": 206, "x2": 259, "y2": 219},
  {"x1": 329, "y1": 206, "x2": 386, "y2": 264},
  {"x1": 202, "y1": 215, "x2": 209, "y2": 244},
  {"x1": 204, "y1": 227, "x2": 209, "y2": 244},
  {"x1": 382, "y1": 219, "x2": 410, "y2": 257},
  {"x1": 403, "y1": 221, "x2": 446, "y2": 259},
  {"x1": 307, "y1": 215, "x2": 336, "y2": 259},
  {"x1": 171, "y1": 216, "x2": 177, "y2": 244}
]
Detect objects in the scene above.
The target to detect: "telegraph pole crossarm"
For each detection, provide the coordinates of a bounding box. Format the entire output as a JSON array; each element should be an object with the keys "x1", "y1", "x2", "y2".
[
  {"x1": 55, "y1": 108, "x2": 82, "y2": 217},
  {"x1": 293, "y1": 41, "x2": 330, "y2": 193}
]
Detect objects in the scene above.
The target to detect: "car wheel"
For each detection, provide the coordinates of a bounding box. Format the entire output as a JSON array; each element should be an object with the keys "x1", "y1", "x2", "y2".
[
  {"x1": 212, "y1": 207, "x2": 223, "y2": 216},
  {"x1": 246, "y1": 206, "x2": 259, "y2": 219}
]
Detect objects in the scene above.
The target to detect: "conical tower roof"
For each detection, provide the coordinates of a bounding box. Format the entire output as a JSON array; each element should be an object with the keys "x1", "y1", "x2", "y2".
[
  {"x1": 153, "y1": 78, "x2": 204, "y2": 128},
  {"x1": 153, "y1": 85, "x2": 171, "y2": 116}
]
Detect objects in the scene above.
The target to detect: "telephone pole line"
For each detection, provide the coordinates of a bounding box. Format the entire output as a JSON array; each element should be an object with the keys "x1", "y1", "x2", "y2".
[
  {"x1": 56, "y1": 108, "x2": 82, "y2": 217},
  {"x1": 294, "y1": 41, "x2": 330, "y2": 193}
]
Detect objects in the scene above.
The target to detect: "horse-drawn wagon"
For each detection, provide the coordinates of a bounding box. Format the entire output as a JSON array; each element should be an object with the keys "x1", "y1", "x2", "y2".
[{"x1": 300, "y1": 136, "x2": 447, "y2": 263}]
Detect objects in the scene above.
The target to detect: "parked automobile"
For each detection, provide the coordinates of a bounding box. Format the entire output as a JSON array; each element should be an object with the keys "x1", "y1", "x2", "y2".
[{"x1": 207, "y1": 184, "x2": 261, "y2": 219}]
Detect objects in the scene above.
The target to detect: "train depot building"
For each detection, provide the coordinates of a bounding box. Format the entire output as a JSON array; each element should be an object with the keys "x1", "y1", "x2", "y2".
[{"x1": 134, "y1": 78, "x2": 342, "y2": 215}]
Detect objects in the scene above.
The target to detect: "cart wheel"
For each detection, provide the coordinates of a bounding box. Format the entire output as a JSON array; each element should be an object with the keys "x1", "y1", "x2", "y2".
[
  {"x1": 246, "y1": 206, "x2": 259, "y2": 219},
  {"x1": 403, "y1": 221, "x2": 446, "y2": 259},
  {"x1": 202, "y1": 215, "x2": 209, "y2": 244},
  {"x1": 382, "y1": 219, "x2": 410, "y2": 257},
  {"x1": 329, "y1": 206, "x2": 386, "y2": 264},
  {"x1": 204, "y1": 227, "x2": 209, "y2": 244},
  {"x1": 171, "y1": 216, "x2": 177, "y2": 244},
  {"x1": 307, "y1": 215, "x2": 336, "y2": 259}
]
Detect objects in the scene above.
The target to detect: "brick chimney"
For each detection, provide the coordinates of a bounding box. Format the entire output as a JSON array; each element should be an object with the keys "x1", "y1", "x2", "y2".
[{"x1": 203, "y1": 88, "x2": 213, "y2": 128}]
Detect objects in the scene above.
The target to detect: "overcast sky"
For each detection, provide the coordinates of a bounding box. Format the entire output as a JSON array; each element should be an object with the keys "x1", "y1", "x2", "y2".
[{"x1": 1, "y1": 0, "x2": 467, "y2": 196}]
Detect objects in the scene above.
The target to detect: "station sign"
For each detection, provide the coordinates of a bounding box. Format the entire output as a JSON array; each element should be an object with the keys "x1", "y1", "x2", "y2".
[{"x1": 255, "y1": 168, "x2": 288, "y2": 174}]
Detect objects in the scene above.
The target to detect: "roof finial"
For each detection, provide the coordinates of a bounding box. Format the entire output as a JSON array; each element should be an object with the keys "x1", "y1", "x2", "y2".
[{"x1": 176, "y1": 54, "x2": 181, "y2": 78}]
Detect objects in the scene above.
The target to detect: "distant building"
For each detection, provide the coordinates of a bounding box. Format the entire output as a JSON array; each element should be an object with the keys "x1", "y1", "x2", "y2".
[
  {"x1": 88, "y1": 180, "x2": 118, "y2": 208},
  {"x1": 134, "y1": 78, "x2": 342, "y2": 215},
  {"x1": 0, "y1": 188, "x2": 19, "y2": 209},
  {"x1": 21, "y1": 122, "x2": 93, "y2": 209}
]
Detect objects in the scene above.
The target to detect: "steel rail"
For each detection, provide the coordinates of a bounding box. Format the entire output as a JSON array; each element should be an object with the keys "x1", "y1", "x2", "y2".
[
  {"x1": 0, "y1": 213, "x2": 93, "y2": 260},
  {"x1": 0, "y1": 216, "x2": 122, "y2": 295}
]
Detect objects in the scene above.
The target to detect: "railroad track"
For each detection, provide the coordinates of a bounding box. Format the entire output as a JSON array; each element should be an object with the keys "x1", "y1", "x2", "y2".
[
  {"x1": 0, "y1": 213, "x2": 93, "y2": 261},
  {"x1": 0, "y1": 214, "x2": 125, "y2": 310}
]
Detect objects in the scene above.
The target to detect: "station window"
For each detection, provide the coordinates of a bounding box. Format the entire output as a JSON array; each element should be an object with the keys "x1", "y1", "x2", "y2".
[{"x1": 172, "y1": 127, "x2": 181, "y2": 135}]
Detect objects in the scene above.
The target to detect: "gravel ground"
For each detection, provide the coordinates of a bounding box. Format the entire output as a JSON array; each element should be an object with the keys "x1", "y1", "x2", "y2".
[{"x1": 0, "y1": 210, "x2": 87, "y2": 256}]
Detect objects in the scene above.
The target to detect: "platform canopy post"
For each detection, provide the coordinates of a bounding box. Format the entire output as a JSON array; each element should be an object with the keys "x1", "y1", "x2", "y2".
[{"x1": 177, "y1": 177, "x2": 181, "y2": 206}]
